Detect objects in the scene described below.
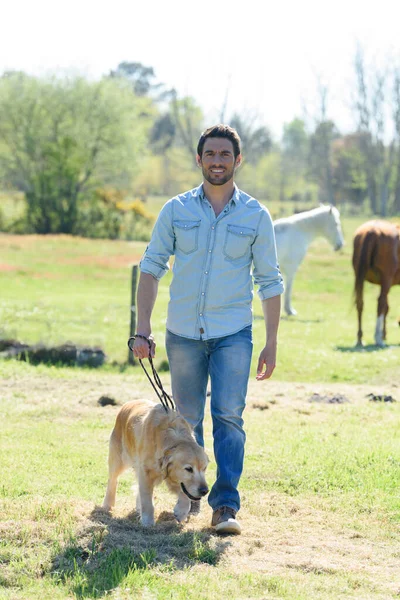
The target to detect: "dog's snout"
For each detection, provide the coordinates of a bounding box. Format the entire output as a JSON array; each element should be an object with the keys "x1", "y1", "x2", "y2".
[{"x1": 198, "y1": 486, "x2": 209, "y2": 497}]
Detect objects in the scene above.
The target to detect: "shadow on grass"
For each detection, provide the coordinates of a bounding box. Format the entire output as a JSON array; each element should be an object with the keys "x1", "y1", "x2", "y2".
[
  {"x1": 51, "y1": 506, "x2": 231, "y2": 599},
  {"x1": 336, "y1": 343, "x2": 400, "y2": 353}
]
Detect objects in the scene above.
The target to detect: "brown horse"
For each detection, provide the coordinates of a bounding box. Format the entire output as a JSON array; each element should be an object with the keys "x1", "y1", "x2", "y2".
[{"x1": 353, "y1": 220, "x2": 400, "y2": 346}]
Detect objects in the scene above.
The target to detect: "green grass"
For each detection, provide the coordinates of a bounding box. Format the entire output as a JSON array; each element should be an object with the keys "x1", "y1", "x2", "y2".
[
  {"x1": 1, "y1": 197, "x2": 400, "y2": 597},
  {"x1": 1, "y1": 362, "x2": 400, "y2": 599},
  {"x1": 0, "y1": 209, "x2": 399, "y2": 383}
]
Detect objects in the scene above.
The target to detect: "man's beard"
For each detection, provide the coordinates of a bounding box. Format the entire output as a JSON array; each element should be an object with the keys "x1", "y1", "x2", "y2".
[{"x1": 202, "y1": 166, "x2": 235, "y2": 186}]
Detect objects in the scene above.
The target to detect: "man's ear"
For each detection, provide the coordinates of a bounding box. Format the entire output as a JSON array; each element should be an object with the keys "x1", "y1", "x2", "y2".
[
  {"x1": 196, "y1": 154, "x2": 202, "y2": 168},
  {"x1": 235, "y1": 153, "x2": 243, "y2": 168}
]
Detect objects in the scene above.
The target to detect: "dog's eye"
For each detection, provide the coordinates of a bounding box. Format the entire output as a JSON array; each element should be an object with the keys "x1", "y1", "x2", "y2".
[{"x1": 185, "y1": 467, "x2": 194, "y2": 473}]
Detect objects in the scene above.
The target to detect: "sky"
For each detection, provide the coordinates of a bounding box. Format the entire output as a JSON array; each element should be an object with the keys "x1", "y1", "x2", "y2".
[{"x1": 2, "y1": 0, "x2": 400, "y2": 141}]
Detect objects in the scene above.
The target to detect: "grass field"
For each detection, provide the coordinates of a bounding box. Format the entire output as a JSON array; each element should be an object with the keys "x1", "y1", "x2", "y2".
[
  {"x1": 0, "y1": 209, "x2": 399, "y2": 383},
  {"x1": 1, "y1": 363, "x2": 400, "y2": 599},
  {"x1": 1, "y1": 201, "x2": 400, "y2": 599}
]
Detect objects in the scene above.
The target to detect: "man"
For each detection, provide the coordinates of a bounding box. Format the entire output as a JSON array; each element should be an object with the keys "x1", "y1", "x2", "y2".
[{"x1": 132, "y1": 124, "x2": 283, "y2": 535}]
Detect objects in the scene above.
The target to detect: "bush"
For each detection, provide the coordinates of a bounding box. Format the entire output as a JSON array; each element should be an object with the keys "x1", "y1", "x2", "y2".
[{"x1": 73, "y1": 188, "x2": 154, "y2": 240}]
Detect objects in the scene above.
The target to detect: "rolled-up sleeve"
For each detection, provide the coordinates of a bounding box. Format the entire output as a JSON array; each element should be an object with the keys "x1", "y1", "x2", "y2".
[
  {"x1": 252, "y1": 209, "x2": 284, "y2": 300},
  {"x1": 139, "y1": 200, "x2": 175, "y2": 280}
]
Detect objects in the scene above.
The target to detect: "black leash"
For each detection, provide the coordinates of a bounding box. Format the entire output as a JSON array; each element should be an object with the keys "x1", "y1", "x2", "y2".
[{"x1": 127, "y1": 335, "x2": 175, "y2": 413}]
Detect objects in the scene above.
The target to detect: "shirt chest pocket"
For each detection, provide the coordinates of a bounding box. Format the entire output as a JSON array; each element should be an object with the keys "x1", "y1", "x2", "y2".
[
  {"x1": 173, "y1": 219, "x2": 201, "y2": 254},
  {"x1": 223, "y1": 224, "x2": 255, "y2": 260}
]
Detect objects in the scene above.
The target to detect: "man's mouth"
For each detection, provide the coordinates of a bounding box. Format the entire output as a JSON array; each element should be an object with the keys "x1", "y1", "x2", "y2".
[{"x1": 210, "y1": 169, "x2": 224, "y2": 174}]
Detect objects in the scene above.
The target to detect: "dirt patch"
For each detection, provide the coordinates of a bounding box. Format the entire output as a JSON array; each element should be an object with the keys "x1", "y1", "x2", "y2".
[
  {"x1": 0, "y1": 263, "x2": 17, "y2": 272},
  {"x1": 2, "y1": 369, "x2": 400, "y2": 597},
  {"x1": 367, "y1": 393, "x2": 396, "y2": 403},
  {"x1": 1, "y1": 370, "x2": 397, "y2": 419},
  {"x1": 0, "y1": 340, "x2": 105, "y2": 367},
  {"x1": 308, "y1": 392, "x2": 350, "y2": 404},
  {"x1": 45, "y1": 492, "x2": 400, "y2": 597}
]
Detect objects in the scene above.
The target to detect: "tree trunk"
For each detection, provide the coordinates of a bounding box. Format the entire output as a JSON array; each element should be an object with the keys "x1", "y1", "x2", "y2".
[{"x1": 393, "y1": 153, "x2": 400, "y2": 214}]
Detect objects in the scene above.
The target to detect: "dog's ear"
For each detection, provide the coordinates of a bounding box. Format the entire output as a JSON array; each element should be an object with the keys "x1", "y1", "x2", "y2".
[
  {"x1": 160, "y1": 448, "x2": 174, "y2": 476},
  {"x1": 168, "y1": 420, "x2": 190, "y2": 438}
]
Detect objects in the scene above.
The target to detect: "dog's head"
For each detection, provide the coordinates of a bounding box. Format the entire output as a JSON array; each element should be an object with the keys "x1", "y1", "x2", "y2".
[{"x1": 161, "y1": 442, "x2": 209, "y2": 501}]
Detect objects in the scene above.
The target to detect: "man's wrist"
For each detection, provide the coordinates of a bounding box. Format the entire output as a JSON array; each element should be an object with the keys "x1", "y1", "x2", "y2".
[{"x1": 136, "y1": 326, "x2": 151, "y2": 338}]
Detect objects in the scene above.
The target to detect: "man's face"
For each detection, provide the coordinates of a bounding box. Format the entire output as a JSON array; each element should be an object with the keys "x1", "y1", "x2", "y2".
[{"x1": 197, "y1": 138, "x2": 241, "y2": 186}]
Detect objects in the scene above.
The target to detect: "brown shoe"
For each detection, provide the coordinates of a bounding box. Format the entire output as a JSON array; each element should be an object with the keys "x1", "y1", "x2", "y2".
[{"x1": 211, "y1": 506, "x2": 241, "y2": 535}]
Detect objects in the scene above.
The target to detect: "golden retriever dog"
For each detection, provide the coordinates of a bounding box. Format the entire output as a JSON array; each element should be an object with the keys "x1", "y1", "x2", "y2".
[{"x1": 103, "y1": 399, "x2": 209, "y2": 526}]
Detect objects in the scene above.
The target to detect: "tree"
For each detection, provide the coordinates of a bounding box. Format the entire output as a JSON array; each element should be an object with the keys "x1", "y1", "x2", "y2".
[
  {"x1": 108, "y1": 63, "x2": 204, "y2": 171},
  {"x1": 308, "y1": 120, "x2": 339, "y2": 204},
  {"x1": 149, "y1": 113, "x2": 176, "y2": 154},
  {"x1": 392, "y1": 67, "x2": 400, "y2": 214},
  {"x1": 280, "y1": 118, "x2": 309, "y2": 202},
  {"x1": 307, "y1": 81, "x2": 337, "y2": 205},
  {"x1": 0, "y1": 72, "x2": 153, "y2": 233},
  {"x1": 353, "y1": 47, "x2": 396, "y2": 216},
  {"x1": 331, "y1": 133, "x2": 368, "y2": 207},
  {"x1": 170, "y1": 92, "x2": 204, "y2": 163},
  {"x1": 109, "y1": 62, "x2": 159, "y2": 97},
  {"x1": 229, "y1": 114, "x2": 273, "y2": 165}
]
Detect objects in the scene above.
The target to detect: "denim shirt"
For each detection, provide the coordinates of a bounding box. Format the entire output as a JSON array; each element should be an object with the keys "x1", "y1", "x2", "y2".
[{"x1": 140, "y1": 184, "x2": 284, "y2": 340}]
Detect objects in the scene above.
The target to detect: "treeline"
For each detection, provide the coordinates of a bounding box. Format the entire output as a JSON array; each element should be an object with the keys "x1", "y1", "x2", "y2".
[{"x1": 0, "y1": 51, "x2": 400, "y2": 239}]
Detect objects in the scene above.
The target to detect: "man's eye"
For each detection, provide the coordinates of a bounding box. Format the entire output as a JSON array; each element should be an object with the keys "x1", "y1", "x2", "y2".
[{"x1": 185, "y1": 467, "x2": 194, "y2": 473}]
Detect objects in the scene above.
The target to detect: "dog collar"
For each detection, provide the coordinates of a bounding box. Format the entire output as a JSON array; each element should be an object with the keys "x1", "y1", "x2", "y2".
[{"x1": 180, "y1": 482, "x2": 201, "y2": 501}]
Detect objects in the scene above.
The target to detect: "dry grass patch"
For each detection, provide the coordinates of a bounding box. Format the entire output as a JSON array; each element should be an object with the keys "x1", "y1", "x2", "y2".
[{"x1": 1, "y1": 363, "x2": 400, "y2": 598}]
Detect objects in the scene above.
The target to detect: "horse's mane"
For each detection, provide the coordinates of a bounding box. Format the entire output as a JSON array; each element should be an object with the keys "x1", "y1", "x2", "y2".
[{"x1": 274, "y1": 204, "x2": 337, "y2": 226}]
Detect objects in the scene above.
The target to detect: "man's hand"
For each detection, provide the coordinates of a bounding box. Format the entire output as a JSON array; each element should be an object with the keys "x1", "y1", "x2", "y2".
[
  {"x1": 256, "y1": 341, "x2": 276, "y2": 380},
  {"x1": 131, "y1": 335, "x2": 156, "y2": 360}
]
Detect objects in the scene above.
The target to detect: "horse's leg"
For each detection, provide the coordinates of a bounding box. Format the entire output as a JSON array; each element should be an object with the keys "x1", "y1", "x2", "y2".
[
  {"x1": 375, "y1": 280, "x2": 390, "y2": 346},
  {"x1": 355, "y1": 290, "x2": 363, "y2": 346},
  {"x1": 283, "y1": 271, "x2": 297, "y2": 316}
]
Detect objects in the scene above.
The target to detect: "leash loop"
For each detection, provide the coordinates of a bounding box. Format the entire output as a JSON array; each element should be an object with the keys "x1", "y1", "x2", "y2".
[{"x1": 127, "y1": 335, "x2": 175, "y2": 413}]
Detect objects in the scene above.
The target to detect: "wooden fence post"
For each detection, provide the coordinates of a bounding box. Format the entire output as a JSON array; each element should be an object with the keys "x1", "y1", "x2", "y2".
[{"x1": 128, "y1": 264, "x2": 138, "y2": 365}]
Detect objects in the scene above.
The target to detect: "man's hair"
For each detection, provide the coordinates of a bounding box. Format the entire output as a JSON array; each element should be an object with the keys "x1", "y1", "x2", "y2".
[{"x1": 197, "y1": 124, "x2": 242, "y2": 159}]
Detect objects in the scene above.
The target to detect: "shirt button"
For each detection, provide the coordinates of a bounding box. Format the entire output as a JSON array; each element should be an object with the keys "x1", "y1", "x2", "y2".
[
  {"x1": 201, "y1": 292, "x2": 205, "y2": 295},
  {"x1": 200, "y1": 313, "x2": 203, "y2": 316},
  {"x1": 205, "y1": 271, "x2": 208, "y2": 274},
  {"x1": 208, "y1": 249, "x2": 211, "y2": 253},
  {"x1": 212, "y1": 226, "x2": 215, "y2": 230}
]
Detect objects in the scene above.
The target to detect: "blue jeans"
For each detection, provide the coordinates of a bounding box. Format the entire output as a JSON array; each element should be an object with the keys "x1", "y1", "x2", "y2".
[{"x1": 165, "y1": 326, "x2": 253, "y2": 512}]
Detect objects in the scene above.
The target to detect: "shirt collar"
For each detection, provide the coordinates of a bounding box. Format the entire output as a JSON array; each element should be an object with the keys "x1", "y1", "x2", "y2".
[{"x1": 197, "y1": 183, "x2": 240, "y2": 206}]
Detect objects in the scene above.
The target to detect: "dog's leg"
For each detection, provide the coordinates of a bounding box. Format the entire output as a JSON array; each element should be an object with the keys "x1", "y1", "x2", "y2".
[
  {"x1": 173, "y1": 490, "x2": 191, "y2": 523},
  {"x1": 138, "y1": 468, "x2": 156, "y2": 527},
  {"x1": 103, "y1": 436, "x2": 125, "y2": 511}
]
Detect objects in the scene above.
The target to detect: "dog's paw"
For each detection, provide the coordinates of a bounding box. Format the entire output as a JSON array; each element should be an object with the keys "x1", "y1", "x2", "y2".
[
  {"x1": 141, "y1": 514, "x2": 155, "y2": 527},
  {"x1": 174, "y1": 509, "x2": 189, "y2": 523},
  {"x1": 174, "y1": 494, "x2": 191, "y2": 522},
  {"x1": 174, "y1": 504, "x2": 190, "y2": 523}
]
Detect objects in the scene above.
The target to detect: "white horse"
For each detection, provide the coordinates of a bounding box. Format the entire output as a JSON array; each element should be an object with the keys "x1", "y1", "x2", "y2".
[{"x1": 274, "y1": 205, "x2": 344, "y2": 316}]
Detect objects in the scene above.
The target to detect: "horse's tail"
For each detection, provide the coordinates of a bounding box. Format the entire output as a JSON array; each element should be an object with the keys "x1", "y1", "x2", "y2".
[{"x1": 352, "y1": 229, "x2": 377, "y2": 307}]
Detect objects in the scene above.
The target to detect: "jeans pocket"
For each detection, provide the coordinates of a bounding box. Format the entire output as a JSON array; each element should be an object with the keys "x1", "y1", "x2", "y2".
[
  {"x1": 173, "y1": 219, "x2": 201, "y2": 254},
  {"x1": 223, "y1": 224, "x2": 255, "y2": 260}
]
